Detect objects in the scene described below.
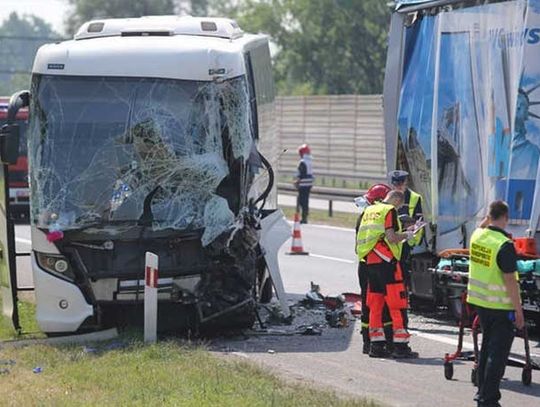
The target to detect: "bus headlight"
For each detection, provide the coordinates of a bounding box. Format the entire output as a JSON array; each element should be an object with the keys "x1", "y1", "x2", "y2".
[{"x1": 36, "y1": 252, "x2": 75, "y2": 281}]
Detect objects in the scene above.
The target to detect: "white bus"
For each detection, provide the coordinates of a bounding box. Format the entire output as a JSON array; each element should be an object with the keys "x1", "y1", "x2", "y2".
[{"x1": 1, "y1": 16, "x2": 289, "y2": 334}]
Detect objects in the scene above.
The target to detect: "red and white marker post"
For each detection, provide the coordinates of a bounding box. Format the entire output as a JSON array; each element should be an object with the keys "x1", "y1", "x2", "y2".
[{"x1": 144, "y1": 252, "x2": 159, "y2": 343}]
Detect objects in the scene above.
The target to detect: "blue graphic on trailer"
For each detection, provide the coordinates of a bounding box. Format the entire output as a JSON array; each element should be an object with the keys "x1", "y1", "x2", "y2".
[
  {"x1": 436, "y1": 32, "x2": 484, "y2": 234},
  {"x1": 507, "y1": 75, "x2": 540, "y2": 219}
]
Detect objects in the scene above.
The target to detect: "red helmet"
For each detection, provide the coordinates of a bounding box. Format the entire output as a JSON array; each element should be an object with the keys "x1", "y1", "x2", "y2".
[
  {"x1": 364, "y1": 183, "x2": 391, "y2": 205},
  {"x1": 298, "y1": 144, "x2": 311, "y2": 156}
]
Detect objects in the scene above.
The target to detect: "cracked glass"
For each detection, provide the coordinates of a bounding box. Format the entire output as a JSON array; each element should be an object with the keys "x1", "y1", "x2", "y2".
[{"x1": 29, "y1": 74, "x2": 255, "y2": 245}]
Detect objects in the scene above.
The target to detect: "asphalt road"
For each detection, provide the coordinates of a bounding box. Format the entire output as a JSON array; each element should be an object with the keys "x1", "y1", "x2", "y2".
[
  {"x1": 12, "y1": 222, "x2": 540, "y2": 406},
  {"x1": 219, "y1": 223, "x2": 540, "y2": 407}
]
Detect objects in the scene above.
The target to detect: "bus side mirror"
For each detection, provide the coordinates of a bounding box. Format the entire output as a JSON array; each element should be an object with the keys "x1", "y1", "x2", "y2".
[
  {"x1": 0, "y1": 89, "x2": 30, "y2": 165},
  {"x1": 0, "y1": 124, "x2": 20, "y2": 165}
]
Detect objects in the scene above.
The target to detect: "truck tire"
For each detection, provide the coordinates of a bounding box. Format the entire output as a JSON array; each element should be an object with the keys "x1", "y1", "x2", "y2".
[{"x1": 260, "y1": 276, "x2": 273, "y2": 304}]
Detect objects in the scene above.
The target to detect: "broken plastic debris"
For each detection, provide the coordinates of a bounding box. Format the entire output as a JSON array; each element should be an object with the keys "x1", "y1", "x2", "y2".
[
  {"x1": 301, "y1": 281, "x2": 325, "y2": 308},
  {"x1": 105, "y1": 341, "x2": 126, "y2": 351},
  {"x1": 298, "y1": 325, "x2": 323, "y2": 336},
  {"x1": 32, "y1": 367, "x2": 43, "y2": 374},
  {"x1": 267, "y1": 349, "x2": 276, "y2": 354},
  {"x1": 325, "y1": 309, "x2": 349, "y2": 328}
]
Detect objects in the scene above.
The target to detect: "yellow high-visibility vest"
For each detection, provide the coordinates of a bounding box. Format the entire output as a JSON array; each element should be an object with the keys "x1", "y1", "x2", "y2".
[
  {"x1": 467, "y1": 228, "x2": 517, "y2": 310},
  {"x1": 407, "y1": 189, "x2": 423, "y2": 247},
  {"x1": 356, "y1": 203, "x2": 402, "y2": 261}
]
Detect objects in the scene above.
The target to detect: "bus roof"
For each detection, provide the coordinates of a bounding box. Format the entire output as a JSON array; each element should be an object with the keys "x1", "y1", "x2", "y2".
[{"x1": 32, "y1": 16, "x2": 269, "y2": 82}]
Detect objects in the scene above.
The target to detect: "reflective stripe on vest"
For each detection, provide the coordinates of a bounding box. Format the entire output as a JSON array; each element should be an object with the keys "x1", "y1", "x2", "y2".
[
  {"x1": 407, "y1": 189, "x2": 423, "y2": 247},
  {"x1": 356, "y1": 203, "x2": 402, "y2": 261},
  {"x1": 407, "y1": 190, "x2": 421, "y2": 218},
  {"x1": 466, "y1": 228, "x2": 516, "y2": 310}
]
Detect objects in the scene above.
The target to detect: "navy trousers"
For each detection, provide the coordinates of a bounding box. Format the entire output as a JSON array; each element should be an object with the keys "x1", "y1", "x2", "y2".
[{"x1": 475, "y1": 306, "x2": 515, "y2": 407}]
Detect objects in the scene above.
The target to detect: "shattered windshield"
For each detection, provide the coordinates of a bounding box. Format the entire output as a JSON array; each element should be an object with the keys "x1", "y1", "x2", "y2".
[{"x1": 29, "y1": 75, "x2": 255, "y2": 245}]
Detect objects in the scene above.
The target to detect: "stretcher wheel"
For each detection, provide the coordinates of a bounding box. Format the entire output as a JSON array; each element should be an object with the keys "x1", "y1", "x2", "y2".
[
  {"x1": 444, "y1": 361, "x2": 454, "y2": 380},
  {"x1": 471, "y1": 368, "x2": 478, "y2": 387},
  {"x1": 522, "y1": 367, "x2": 532, "y2": 386}
]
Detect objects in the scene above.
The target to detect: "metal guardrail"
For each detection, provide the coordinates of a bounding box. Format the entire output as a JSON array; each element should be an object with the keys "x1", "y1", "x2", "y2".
[{"x1": 277, "y1": 182, "x2": 365, "y2": 216}]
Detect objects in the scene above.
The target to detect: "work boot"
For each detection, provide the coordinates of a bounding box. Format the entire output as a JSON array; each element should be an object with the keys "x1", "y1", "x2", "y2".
[
  {"x1": 392, "y1": 343, "x2": 419, "y2": 359},
  {"x1": 362, "y1": 341, "x2": 370, "y2": 355},
  {"x1": 383, "y1": 325, "x2": 394, "y2": 354},
  {"x1": 369, "y1": 342, "x2": 389, "y2": 358},
  {"x1": 361, "y1": 329, "x2": 370, "y2": 354}
]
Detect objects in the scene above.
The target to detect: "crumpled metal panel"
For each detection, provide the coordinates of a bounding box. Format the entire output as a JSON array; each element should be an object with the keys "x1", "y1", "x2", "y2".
[{"x1": 29, "y1": 75, "x2": 254, "y2": 246}]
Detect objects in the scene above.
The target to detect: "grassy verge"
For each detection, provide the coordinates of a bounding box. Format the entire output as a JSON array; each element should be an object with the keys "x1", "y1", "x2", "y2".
[
  {"x1": 0, "y1": 300, "x2": 43, "y2": 341},
  {"x1": 280, "y1": 205, "x2": 358, "y2": 229},
  {"x1": 1, "y1": 304, "x2": 377, "y2": 406}
]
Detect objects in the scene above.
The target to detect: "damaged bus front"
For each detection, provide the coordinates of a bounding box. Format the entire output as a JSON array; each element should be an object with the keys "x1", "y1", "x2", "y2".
[{"x1": 6, "y1": 16, "x2": 289, "y2": 334}]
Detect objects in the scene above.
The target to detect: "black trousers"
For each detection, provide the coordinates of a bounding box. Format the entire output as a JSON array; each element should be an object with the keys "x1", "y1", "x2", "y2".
[
  {"x1": 296, "y1": 186, "x2": 311, "y2": 222},
  {"x1": 476, "y1": 306, "x2": 515, "y2": 407},
  {"x1": 400, "y1": 243, "x2": 412, "y2": 290}
]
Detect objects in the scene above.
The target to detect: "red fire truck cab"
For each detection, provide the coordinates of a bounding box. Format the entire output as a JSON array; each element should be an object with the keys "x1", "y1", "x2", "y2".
[{"x1": 0, "y1": 96, "x2": 29, "y2": 218}]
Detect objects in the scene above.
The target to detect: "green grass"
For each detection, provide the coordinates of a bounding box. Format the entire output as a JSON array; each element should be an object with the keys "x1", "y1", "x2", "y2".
[
  {"x1": 281, "y1": 205, "x2": 358, "y2": 229},
  {"x1": 0, "y1": 302, "x2": 378, "y2": 406},
  {"x1": 0, "y1": 300, "x2": 43, "y2": 341}
]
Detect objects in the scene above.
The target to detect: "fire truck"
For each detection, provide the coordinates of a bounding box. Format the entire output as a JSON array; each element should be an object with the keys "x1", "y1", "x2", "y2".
[{"x1": 0, "y1": 97, "x2": 29, "y2": 218}]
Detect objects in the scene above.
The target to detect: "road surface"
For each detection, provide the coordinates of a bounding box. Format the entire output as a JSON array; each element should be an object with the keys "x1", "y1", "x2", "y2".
[
  {"x1": 218, "y1": 223, "x2": 540, "y2": 407},
  {"x1": 12, "y1": 222, "x2": 540, "y2": 406}
]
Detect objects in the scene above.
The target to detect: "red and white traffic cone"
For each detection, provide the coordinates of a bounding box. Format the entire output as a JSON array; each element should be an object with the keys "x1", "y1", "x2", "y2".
[{"x1": 287, "y1": 212, "x2": 309, "y2": 255}]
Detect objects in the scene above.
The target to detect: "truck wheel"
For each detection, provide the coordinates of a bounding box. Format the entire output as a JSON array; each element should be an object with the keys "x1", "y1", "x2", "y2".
[
  {"x1": 409, "y1": 294, "x2": 421, "y2": 311},
  {"x1": 260, "y1": 276, "x2": 273, "y2": 304},
  {"x1": 471, "y1": 368, "x2": 478, "y2": 386}
]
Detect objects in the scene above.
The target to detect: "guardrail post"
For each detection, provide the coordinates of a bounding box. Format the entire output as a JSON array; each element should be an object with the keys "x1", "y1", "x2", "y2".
[
  {"x1": 329, "y1": 200, "x2": 333, "y2": 217},
  {"x1": 144, "y1": 252, "x2": 159, "y2": 343}
]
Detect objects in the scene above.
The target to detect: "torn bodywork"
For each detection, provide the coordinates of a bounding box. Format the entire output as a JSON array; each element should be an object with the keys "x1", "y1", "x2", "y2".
[{"x1": 28, "y1": 73, "x2": 284, "y2": 332}]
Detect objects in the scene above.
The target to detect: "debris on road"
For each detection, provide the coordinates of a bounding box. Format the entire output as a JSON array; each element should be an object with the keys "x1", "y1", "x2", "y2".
[
  {"x1": 250, "y1": 282, "x2": 360, "y2": 338},
  {"x1": 297, "y1": 325, "x2": 323, "y2": 336},
  {"x1": 267, "y1": 349, "x2": 276, "y2": 354}
]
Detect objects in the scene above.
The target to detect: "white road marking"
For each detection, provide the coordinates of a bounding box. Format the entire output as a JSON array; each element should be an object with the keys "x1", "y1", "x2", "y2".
[
  {"x1": 411, "y1": 329, "x2": 540, "y2": 359},
  {"x1": 306, "y1": 224, "x2": 356, "y2": 233},
  {"x1": 309, "y1": 253, "x2": 356, "y2": 264},
  {"x1": 16, "y1": 237, "x2": 32, "y2": 245},
  {"x1": 286, "y1": 220, "x2": 355, "y2": 233}
]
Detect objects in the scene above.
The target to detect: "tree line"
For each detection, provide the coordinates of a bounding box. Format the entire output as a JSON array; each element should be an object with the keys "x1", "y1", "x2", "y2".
[{"x1": 0, "y1": 0, "x2": 390, "y2": 96}]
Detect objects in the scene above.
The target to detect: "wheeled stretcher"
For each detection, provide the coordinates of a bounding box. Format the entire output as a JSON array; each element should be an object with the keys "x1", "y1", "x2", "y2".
[{"x1": 431, "y1": 251, "x2": 540, "y2": 386}]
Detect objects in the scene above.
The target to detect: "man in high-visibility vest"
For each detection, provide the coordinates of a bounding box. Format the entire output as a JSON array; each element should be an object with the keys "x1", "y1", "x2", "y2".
[
  {"x1": 389, "y1": 170, "x2": 424, "y2": 289},
  {"x1": 467, "y1": 200, "x2": 524, "y2": 407},
  {"x1": 294, "y1": 144, "x2": 314, "y2": 224},
  {"x1": 356, "y1": 190, "x2": 417, "y2": 358},
  {"x1": 355, "y1": 183, "x2": 392, "y2": 354}
]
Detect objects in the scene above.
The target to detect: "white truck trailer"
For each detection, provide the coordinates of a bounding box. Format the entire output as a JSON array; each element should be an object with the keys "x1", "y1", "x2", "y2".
[{"x1": 384, "y1": 0, "x2": 540, "y2": 321}]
